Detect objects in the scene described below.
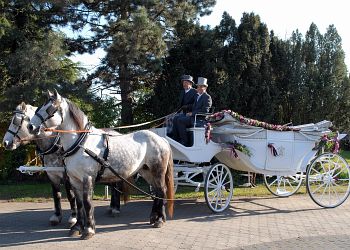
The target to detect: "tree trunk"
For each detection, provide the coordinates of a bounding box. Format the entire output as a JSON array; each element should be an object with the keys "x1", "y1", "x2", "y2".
[{"x1": 119, "y1": 63, "x2": 133, "y2": 125}]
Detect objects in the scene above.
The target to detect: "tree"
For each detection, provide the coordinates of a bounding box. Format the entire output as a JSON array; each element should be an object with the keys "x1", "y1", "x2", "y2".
[
  {"x1": 0, "y1": 1, "x2": 80, "y2": 119},
  {"x1": 69, "y1": 0, "x2": 216, "y2": 125},
  {"x1": 146, "y1": 19, "x2": 226, "y2": 117},
  {"x1": 226, "y1": 12, "x2": 274, "y2": 121}
]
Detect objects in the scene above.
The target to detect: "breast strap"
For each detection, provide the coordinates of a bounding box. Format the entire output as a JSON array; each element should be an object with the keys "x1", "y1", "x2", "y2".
[
  {"x1": 62, "y1": 123, "x2": 91, "y2": 158},
  {"x1": 36, "y1": 134, "x2": 61, "y2": 156}
]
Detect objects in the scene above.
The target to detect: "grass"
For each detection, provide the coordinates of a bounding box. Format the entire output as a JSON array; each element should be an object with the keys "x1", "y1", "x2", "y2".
[
  {"x1": 0, "y1": 181, "x2": 308, "y2": 202},
  {"x1": 0, "y1": 150, "x2": 349, "y2": 202}
]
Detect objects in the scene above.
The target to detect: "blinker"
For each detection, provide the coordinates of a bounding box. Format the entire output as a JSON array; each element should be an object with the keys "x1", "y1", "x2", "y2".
[
  {"x1": 46, "y1": 105, "x2": 58, "y2": 117},
  {"x1": 13, "y1": 116, "x2": 23, "y2": 126}
]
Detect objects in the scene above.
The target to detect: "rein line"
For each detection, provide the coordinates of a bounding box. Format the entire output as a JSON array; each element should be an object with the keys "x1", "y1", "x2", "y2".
[
  {"x1": 42, "y1": 110, "x2": 179, "y2": 134},
  {"x1": 82, "y1": 146, "x2": 176, "y2": 201}
]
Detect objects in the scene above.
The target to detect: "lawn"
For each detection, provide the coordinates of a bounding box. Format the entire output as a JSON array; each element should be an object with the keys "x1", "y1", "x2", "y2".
[{"x1": 0, "y1": 180, "x2": 307, "y2": 202}]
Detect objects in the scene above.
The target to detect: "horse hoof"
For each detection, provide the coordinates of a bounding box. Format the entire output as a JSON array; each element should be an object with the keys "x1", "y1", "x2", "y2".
[
  {"x1": 107, "y1": 207, "x2": 112, "y2": 214},
  {"x1": 69, "y1": 228, "x2": 81, "y2": 237},
  {"x1": 149, "y1": 214, "x2": 157, "y2": 225},
  {"x1": 153, "y1": 221, "x2": 164, "y2": 228},
  {"x1": 49, "y1": 214, "x2": 62, "y2": 226},
  {"x1": 68, "y1": 216, "x2": 77, "y2": 227},
  {"x1": 111, "y1": 209, "x2": 120, "y2": 217},
  {"x1": 81, "y1": 228, "x2": 95, "y2": 240}
]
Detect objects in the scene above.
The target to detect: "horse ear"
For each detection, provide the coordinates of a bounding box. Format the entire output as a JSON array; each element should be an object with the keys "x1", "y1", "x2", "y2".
[
  {"x1": 53, "y1": 89, "x2": 62, "y2": 102},
  {"x1": 20, "y1": 102, "x2": 27, "y2": 111},
  {"x1": 47, "y1": 90, "x2": 54, "y2": 98}
]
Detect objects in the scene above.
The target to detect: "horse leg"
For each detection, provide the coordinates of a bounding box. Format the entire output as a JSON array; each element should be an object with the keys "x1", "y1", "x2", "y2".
[
  {"x1": 82, "y1": 176, "x2": 95, "y2": 240},
  {"x1": 151, "y1": 188, "x2": 167, "y2": 228},
  {"x1": 110, "y1": 182, "x2": 121, "y2": 217},
  {"x1": 64, "y1": 177, "x2": 77, "y2": 227},
  {"x1": 149, "y1": 196, "x2": 158, "y2": 225},
  {"x1": 69, "y1": 189, "x2": 84, "y2": 237},
  {"x1": 49, "y1": 182, "x2": 62, "y2": 226}
]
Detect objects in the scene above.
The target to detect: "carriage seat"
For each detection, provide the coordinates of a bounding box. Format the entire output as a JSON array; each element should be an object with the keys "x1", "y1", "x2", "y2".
[{"x1": 185, "y1": 109, "x2": 214, "y2": 147}]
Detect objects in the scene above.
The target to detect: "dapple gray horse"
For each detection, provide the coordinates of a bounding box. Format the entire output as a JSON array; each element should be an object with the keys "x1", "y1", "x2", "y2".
[
  {"x1": 2, "y1": 102, "x2": 77, "y2": 226},
  {"x1": 3, "y1": 102, "x2": 127, "y2": 227},
  {"x1": 28, "y1": 91, "x2": 174, "y2": 239}
]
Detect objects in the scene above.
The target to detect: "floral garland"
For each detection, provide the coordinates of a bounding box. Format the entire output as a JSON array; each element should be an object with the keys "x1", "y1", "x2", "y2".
[
  {"x1": 224, "y1": 141, "x2": 252, "y2": 158},
  {"x1": 206, "y1": 110, "x2": 300, "y2": 131},
  {"x1": 313, "y1": 132, "x2": 340, "y2": 154}
]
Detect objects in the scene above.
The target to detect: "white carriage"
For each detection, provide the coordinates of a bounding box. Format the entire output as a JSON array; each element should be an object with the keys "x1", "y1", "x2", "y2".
[{"x1": 152, "y1": 111, "x2": 350, "y2": 212}]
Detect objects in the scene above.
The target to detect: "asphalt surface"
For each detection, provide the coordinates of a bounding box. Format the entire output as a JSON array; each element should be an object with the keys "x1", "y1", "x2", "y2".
[{"x1": 1, "y1": 195, "x2": 350, "y2": 249}]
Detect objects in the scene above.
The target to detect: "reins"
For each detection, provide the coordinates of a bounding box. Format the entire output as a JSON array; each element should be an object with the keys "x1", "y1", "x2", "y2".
[{"x1": 41, "y1": 110, "x2": 179, "y2": 134}]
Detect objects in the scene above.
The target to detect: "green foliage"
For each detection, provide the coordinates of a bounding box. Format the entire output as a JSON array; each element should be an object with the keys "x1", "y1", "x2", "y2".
[
  {"x1": 147, "y1": 12, "x2": 350, "y2": 135},
  {"x1": 73, "y1": 0, "x2": 216, "y2": 124}
]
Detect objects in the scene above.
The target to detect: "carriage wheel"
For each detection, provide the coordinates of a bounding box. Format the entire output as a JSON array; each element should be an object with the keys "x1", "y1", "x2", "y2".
[
  {"x1": 264, "y1": 172, "x2": 303, "y2": 197},
  {"x1": 174, "y1": 180, "x2": 179, "y2": 193},
  {"x1": 307, "y1": 153, "x2": 350, "y2": 208},
  {"x1": 204, "y1": 163, "x2": 233, "y2": 213}
]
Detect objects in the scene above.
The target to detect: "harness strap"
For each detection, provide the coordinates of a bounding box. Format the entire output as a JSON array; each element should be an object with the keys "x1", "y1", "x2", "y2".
[
  {"x1": 7, "y1": 129, "x2": 22, "y2": 141},
  {"x1": 95, "y1": 133, "x2": 110, "y2": 182},
  {"x1": 82, "y1": 147, "x2": 160, "y2": 200},
  {"x1": 37, "y1": 134, "x2": 61, "y2": 156},
  {"x1": 35, "y1": 112, "x2": 46, "y2": 124},
  {"x1": 62, "y1": 123, "x2": 91, "y2": 158}
]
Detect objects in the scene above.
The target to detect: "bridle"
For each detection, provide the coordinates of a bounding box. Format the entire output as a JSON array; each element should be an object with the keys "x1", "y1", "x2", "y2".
[
  {"x1": 7, "y1": 110, "x2": 30, "y2": 141},
  {"x1": 33, "y1": 97, "x2": 59, "y2": 126}
]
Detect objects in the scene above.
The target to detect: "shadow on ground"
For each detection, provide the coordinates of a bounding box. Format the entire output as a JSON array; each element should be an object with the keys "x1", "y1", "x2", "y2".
[{"x1": 0, "y1": 196, "x2": 323, "y2": 247}]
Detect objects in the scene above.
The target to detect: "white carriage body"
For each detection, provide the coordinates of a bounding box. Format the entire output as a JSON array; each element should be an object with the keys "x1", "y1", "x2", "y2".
[
  {"x1": 210, "y1": 114, "x2": 333, "y2": 175},
  {"x1": 152, "y1": 114, "x2": 333, "y2": 176}
]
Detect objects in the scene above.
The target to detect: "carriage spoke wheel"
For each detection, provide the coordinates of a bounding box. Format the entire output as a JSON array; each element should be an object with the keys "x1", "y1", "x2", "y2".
[
  {"x1": 204, "y1": 163, "x2": 233, "y2": 213},
  {"x1": 307, "y1": 153, "x2": 350, "y2": 208},
  {"x1": 264, "y1": 172, "x2": 303, "y2": 197}
]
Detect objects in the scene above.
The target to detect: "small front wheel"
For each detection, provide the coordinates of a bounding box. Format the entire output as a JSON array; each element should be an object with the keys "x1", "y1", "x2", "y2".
[
  {"x1": 264, "y1": 173, "x2": 303, "y2": 197},
  {"x1": 307, "y1": 153, "x2": 350, "y2": 208},
  {"x1": 204, "y1": 163, "x2": 233, "y2": 213}
]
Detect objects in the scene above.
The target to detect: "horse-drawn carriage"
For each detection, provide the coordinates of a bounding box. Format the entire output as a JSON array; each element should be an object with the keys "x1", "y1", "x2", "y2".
[
  {"x1": 152, "y1": 111, "x2": 350, "y2": 212},
  {"x1": 5, "y1": 91, "x2": 350, "y2": 239}
]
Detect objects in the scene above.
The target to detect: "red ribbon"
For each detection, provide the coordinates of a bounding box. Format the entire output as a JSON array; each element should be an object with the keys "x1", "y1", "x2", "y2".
[{"x1": 268, "y1": 143, "x2": 278, "y2": 156}]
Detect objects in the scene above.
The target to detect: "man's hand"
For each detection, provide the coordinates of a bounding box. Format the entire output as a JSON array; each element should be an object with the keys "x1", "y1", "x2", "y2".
[{"x1": 186, "y1": 112, "x2": 192, "y2": 116}]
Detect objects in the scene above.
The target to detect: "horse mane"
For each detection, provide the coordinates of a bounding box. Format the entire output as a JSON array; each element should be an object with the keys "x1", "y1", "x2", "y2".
[{"x1": 66, "y1": 99, "x2": 87, "y2": 130}]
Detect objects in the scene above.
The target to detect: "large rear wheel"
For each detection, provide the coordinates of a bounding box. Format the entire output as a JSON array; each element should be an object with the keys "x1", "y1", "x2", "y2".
[
  {"x1": 204, "y1": 163, "x2": 233, "y2": 213},
  {"x1": 307, "y1": 153, "x2": 350, "y2": 208}
]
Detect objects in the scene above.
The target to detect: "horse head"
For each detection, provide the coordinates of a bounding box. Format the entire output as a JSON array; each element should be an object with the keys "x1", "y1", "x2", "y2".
[
  {"x1": 28, "y1": 90, "x2": 66, "y2": 135},
  {"x1": 2, "y1": 102, "x2": 37, "y2": 150}
]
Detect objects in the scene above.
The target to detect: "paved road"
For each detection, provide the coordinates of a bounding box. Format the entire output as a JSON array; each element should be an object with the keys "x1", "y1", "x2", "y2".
[{"x1": 1, "y1": 195, "x2": 350, "y2": 249}]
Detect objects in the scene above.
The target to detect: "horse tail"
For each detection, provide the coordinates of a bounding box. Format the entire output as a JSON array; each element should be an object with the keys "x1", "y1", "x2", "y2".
[{"x1": 165, "y1": 149, "x2": 174, "y2": 218}]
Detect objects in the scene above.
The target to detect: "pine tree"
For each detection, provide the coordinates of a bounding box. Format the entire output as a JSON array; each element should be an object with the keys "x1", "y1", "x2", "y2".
[{"x1": 72, "y1": 0, "x2": 216, "y2": 125}]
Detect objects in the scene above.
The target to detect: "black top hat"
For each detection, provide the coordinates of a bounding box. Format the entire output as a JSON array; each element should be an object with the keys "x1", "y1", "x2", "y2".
[{"x1": 180, "y1": 74, "x2": 194, "y2": 84}]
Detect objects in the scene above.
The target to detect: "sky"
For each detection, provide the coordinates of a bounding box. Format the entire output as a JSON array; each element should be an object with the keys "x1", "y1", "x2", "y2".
[{"x1": 70, "y1": 0, "x2": 350, "y2": 72}]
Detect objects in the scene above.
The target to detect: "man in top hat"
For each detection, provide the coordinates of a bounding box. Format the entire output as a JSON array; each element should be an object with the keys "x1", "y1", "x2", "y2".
[
  {"x1": 167, "y1": 74, "x2": 197, "y2": 137},
  {"x1": 178, "y1": 74, "x2": 197, "y2": 113},
  {"x1": 172, "y1": 77, "x2": 212, "y2": 146}
]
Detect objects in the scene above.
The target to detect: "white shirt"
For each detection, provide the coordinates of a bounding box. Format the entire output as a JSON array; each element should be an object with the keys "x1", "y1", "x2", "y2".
[
  {"x1": 184, "y1": 88, "x2": 192, "y2": 94},
  {"x1": 196, "y1": 93, "x2": 203, "y2": 102}
]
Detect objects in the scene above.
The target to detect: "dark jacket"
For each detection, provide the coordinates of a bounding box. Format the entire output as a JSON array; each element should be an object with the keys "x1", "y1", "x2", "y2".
[
  {"x1": 178, "y1": 88, "x2": 197, "y2": 112},
  {"x1": 191, "y1": 92, "x2": 212, "y2": 117}
]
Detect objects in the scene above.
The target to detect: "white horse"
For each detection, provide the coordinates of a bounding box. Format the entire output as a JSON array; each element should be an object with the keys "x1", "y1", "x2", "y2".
[
  {"x1": 2, "y1": 103, "x2": 128, "y2": 226},
  {"x1": 2, "y1": 102, "x2": 77, "y2": 226},
  {"x1": 28, "y1": 91, "x2": 174, "y2": 239}
]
